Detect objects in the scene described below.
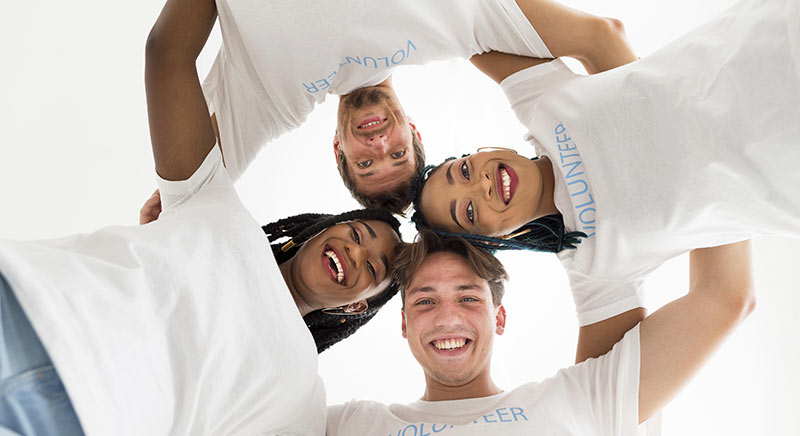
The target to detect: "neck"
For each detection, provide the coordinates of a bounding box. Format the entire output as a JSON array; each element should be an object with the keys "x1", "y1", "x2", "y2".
[
  {"x1": 533, "y1": 156, "x2": 559, "y2": 217},
  {"x1": 421, "y1": 370, "x2": 502, "y2": 402},
  {"x1": 279, "y1": 258, "x2": 316, "y2": 316}
]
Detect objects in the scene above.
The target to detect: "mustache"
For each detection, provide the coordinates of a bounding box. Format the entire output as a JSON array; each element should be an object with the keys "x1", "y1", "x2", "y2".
[{"x1": 343, "y1": 88, "x2": 390, "y2": 110}]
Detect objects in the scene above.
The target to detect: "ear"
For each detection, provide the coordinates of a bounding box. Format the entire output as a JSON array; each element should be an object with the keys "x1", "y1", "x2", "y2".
[
  {"x1": 333, "y1": 132, "x2": 342, "y2": 163},
  {"x1": 407, "y1": 119, "x2": 422, "y2": 142},
  {"x1": 495, "y1": 305, "x2": 506, "y2": 336},
  {"x1": 401, "y1": 309, "x2": 408, "y2": 338},
  {"x1": 341, "y1": 300, "x2": 368, "y2": 315}
]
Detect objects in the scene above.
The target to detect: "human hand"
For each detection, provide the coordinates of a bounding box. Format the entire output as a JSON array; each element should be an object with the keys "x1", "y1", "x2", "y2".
[{"x1": 139, "y1": 189, "x2": 162, "y2": 225}]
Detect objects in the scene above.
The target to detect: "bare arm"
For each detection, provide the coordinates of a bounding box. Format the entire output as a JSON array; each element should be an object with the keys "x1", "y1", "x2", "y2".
[
  {"x1": 145, "y1": 0, "x2": 217, "y2": 181},
  {"x1": 638, "y1": 241, "x2": 755, "y2": 422},
  {"x1": 471, "y1": 0, "x2": 637, "y2": 84},
  {"x1": 575, "y1": 308, "x2": 646, "y2": 363}
]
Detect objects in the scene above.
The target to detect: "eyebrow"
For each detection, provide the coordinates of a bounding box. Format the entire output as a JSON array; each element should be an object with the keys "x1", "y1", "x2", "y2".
[
  {"x1": 362, "y1": 221, "x2": 389, "y2": 279},
  {"x1": 446, "y1": 161, "x2": 455, "y2": 185},
  {"x1": 450, "y1": 200, "x2": 466, "y2": 230},
  {"x1": 406, "y1": 284, "x2": 483, "y2": 298},
  {"x1": 393, "y1": 159, "x2": 409, "y2": 167},
  {"x1": 362, "y1": 221, "x2": 377, "y2": 238}
]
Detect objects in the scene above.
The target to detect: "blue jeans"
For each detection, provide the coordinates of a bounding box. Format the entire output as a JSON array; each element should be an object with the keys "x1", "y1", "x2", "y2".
[{"x1": 0, "y1": 273, "x2": 84, "y2": 436}]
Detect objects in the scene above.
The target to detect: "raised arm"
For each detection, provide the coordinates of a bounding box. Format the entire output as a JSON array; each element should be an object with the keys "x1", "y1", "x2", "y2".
[
  {"x1": 145, "y1": 0, "x2": 217, "y2": 181},
  {"x1": 471, "y1": 0, "x2": 637, "y2": 84},
  {"x1": 638, "y1": 241, "x2": 755, "y2": 422}
]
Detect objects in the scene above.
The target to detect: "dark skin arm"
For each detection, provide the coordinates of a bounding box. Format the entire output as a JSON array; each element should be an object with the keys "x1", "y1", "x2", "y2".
[{"x1": 145, "y1": 0, "x2": 217, "y2": 181}]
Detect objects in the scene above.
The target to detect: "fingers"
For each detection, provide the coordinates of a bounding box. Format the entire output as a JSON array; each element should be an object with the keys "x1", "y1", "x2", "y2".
[{"x1": 139, "y1": 189, "x2": 163, "y2": 225}]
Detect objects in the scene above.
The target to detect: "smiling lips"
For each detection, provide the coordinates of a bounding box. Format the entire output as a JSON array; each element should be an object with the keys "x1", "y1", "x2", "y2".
[
  {"x1": 431, "y1": 337, "x2": 471, "y2": 353},
  {"x1": 323, "y1": 246, "x2": 346, "y2": 285},
  {"x1": 496, "y1": 164, "x2": 518, "y2": 204},
  {"x1": 357, "y1": 116, "x2": 387, "y2": 131}
]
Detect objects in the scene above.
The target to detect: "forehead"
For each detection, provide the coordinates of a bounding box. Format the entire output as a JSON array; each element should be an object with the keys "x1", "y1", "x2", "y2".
[
  {"x1": 352, "y1": 160, "x2": 417, "y2": 195},
  {"x1": 408, "y1": 251, "x2": 487, "y2": 292},
  {"x1": 419, "y1": 164, "x2": 460, "y2": 231}
]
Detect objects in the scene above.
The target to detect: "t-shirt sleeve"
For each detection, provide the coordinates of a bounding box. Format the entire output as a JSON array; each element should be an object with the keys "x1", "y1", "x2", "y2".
[
  {"x1": 155, "y1": 145, "x2": 230, "y2": 214},
  {"x1": 569, "y1": 325, "x2": 644, "y2": 435},
  {"x1": 500, "y1": 58, "x2": 579, "y2": 131},
  {"x1": 567, "y1": 269, "x2": 646, "y2": 326},
  {"x1": 472, "y1": 0, "x2": 553, "y2": 58},
  {"x1": 203, "y1": 51, "x2": 281, "y2": 182}
]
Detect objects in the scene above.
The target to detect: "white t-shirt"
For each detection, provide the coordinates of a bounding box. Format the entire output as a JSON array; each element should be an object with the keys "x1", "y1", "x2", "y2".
[
  {"x1": 0, "y1": 147, "x2": 325, "y2": 436},
  {"x1": 500, "y1": 0, "x2": 800, "y2": 326},
  {"x1": 328, "y1": 326, "x2": 646, "y2": 436},
  {"x1": 204, "y1": 0, "x2": 552, "y2": 180}
]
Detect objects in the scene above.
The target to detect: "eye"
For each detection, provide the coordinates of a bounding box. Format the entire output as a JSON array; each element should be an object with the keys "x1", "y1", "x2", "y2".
[
  {"x1": 366, "y1": 262, "x2": 377, "y2": 281},
  {"x1": 391, "y1": 149, "x2": 406, "y2": 159},
  {"x1": 465, "y1": 202, "x2": 474, "y2": 223},
  {"x1": 415, "y1": 299, "x2": 433, "y2": 306},
  {"x1": 350, "y1": 225, "x2": 361, "y2": 244},
  {"x1": 356, "y1": 160, "x2": 372, "y2": 169},
  {"x1": 461, "y1": 296, "x2": 479, "y2": 303},
  {"x1": 460, "y1": 161, "x2": 470, "y2": 180}
]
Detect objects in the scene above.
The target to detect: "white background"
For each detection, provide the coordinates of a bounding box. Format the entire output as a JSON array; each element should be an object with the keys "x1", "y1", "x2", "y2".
[{"x1": 1, "y1": 0, "x2": 798, "y2": 434}]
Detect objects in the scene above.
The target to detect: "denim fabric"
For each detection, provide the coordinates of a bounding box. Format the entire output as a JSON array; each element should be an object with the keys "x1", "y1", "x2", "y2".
[{"x1": 0, "y1": 273, "x2": 85, "y2": 436}]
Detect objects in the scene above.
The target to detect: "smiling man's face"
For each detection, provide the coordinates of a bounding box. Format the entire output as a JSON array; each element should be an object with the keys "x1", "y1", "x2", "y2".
[
  {"x1": 334, "y1": 86, "x2": 418, "y2": 198},
  {"x1": 401, "y1": 251, "x2": 506, "y2": 392}
]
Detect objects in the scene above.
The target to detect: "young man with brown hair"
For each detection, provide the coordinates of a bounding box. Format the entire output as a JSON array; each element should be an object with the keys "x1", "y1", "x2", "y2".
[{"x1": 327, "y1": 231, "x2": 754, "y2": 434}]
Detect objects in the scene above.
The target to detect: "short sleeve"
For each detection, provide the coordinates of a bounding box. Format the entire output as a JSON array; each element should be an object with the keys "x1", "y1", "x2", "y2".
[
  {"x1": 566, "y1": 268, "x2": 646, "y2": 326},
  {"x1": 203, "y1": 52, "x2": 282, "y2": 182},
  {"x1": 326, "y1": 404, "x2": 347, "y2": 436},
  {"x1": 500, "y1": 58, "x2": 579, "y2": 129},
  {"x1": 155, "y1": 146, "x2": 230, "y2": 214},
  {"x1": 472, "y1": 0, "x2": 553, "y2": 58},
  {"x1": 568, "y1": 325, "x2": 644, "y2": 435}
]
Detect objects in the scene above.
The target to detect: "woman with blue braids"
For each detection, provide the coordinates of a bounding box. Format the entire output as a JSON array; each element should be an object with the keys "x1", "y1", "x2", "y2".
[{"x1": 414, "y1": 0, "x2": 800, "y2": 363}]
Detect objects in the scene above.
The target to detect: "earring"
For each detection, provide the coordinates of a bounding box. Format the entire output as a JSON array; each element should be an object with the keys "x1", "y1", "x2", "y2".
[
  {"x1": 476, "y1": 146, "x2": 517, "y2": 154},
  {"x1": 503, "y1": 228, "x2": 532, "y2": 240}
]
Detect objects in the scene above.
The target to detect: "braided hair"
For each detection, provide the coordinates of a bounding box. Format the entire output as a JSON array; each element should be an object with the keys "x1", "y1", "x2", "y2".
[
  {"x1": 262, "y1": 209, "x2": 402, "y2": 353},
  {"x1": 409, "y1": 158, "x2": 585, "y2": 253}
]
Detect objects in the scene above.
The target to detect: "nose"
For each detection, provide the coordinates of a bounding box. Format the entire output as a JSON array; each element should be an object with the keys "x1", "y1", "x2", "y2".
[
  {"x1": 366, "y1": 134, "x2": 389, "y2": 154},
  {"x1": 477, "y1": 170, "x2": 492, "y2": 201},
  {"x1": 433, "y1": 299, "x2": 463, "y2": 328},
  {"x1": 345, "y1": 241, "x2": 368, "y2": 270}
]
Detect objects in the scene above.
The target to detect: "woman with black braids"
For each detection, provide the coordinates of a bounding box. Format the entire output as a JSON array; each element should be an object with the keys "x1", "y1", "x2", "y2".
[
  {"x1": 0, "y1": 0, "x2": 402, "y2": 434},
  {"x1": 414, "y1": 0, "x2": 800, "y2": 364}
]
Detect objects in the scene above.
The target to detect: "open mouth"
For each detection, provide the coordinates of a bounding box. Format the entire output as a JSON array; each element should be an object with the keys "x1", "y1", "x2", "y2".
[
  {"x1": 323, "y1": 245, "x2": 346, "y2": 285},
  {"x1": 496, "y1": 164, "x2": 518, "y2": 205},
  {"x1": 430, "y1": 337, "x2": 472, "y2": 353},
  {"x1": 357, "y1": 116, "x2": 388, "y2": 131}
]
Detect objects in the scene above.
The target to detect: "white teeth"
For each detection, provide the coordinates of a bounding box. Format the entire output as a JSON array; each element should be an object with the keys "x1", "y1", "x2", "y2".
[
  {"x1": 500, "y1": 168, "x2": 511, "y2": 202},
  {"x1": 360, "y1": 120, "x2": 381, "y2": 128},
  {"x1": 433, "y1": 338, "x2": 467, "y2": 350},
  {"x1": 325, "y1": 250, "x2": 344, "y2": 283}
]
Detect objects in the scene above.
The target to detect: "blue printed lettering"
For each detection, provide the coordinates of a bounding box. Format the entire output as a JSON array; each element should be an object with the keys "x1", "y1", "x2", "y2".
[
  {"x1": 561, "y1": 159, "x2": 584, "y2": 179},
  {"x1": 401, "y1": 424, "x2": 418, "y2": 436},
  {"x1": 496, "y1": 408, "x2": 511, "y2": 423},
  {"x1": 583, "y1": 226, "x2": 596, "y2": 238},
  {"x1": 578, "y1": 207, "x2": 596, "y2": 225},
  {"x1": 568, "y1": 179, "x2": 589, "y2": 197},
  {"x1": 391, "y1": 49, "x2": 406, "y2": 64},
  {"x1": 315, "y1": 78, "x2": 331, "y2": 91},
  {"x1": 345, "y1": 56, "x2": 362, "y2": 65},
  {"x1": 556, "y1": 133, "x2": 571, "y2": 143},
  {"x1": 302, "y1": 82, "x2": 320, "y2": 94},
  {"x1": 328, "y1": 71, "x2": 337, "y2": 80},
  {"x1": 378, "y1": 56, "x2": 390, "y2": 67},
  {"x1": 558, "y1": 141, "x2": 577, "y2": 152},
  {"x1": 418, "y1": 424, "x2": 431, "y2": 436},
  {"x1": 431, "y1": 424, "x2": 448, "y2": 433},
  {"x1": 363, "y1": 56, "x2": 378, "y2": 68},
  {"x1": 554, "y1": 122, "x2": 566, "y2": 135},
  {"x1": 406, "y1": 39, "x2": 417, "y2": 54},
  {"x1": 511, "y1": 407, "x2": 528, "y2": 421},
  {"x1": 482, "y1": 413, "x2": 497, "y2": 423}
]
